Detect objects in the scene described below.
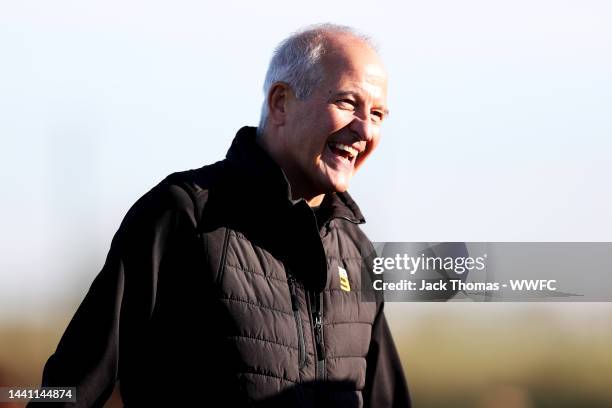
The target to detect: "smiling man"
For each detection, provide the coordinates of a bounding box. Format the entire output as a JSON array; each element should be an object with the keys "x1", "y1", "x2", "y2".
[
  {"x1": 258, "y1": 30, "x2": 388, "y2": 205},
  {"x1": 31, "y1": 24, "x2": 410, "y2": 408}
]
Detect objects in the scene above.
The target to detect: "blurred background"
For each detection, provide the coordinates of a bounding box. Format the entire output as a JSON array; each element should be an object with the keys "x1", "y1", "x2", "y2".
[{"x1": 1, "y1": 0, "x2": 611, "y2": 406}]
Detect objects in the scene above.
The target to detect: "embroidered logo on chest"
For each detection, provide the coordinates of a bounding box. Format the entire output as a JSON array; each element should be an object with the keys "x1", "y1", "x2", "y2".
[{"x1": 338, "y1": 266, "x2": 351, "y2": 292}]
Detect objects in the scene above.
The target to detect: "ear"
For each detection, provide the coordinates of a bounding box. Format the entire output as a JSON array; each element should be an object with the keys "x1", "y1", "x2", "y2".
[{"x1": 267, "y1": 82, "x2": 293, "y2": 127}]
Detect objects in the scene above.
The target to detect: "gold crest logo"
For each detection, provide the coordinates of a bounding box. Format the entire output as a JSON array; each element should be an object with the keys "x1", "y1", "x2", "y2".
[{"x1": 339, "y1": 266, "x2": 351, "y2": 292}]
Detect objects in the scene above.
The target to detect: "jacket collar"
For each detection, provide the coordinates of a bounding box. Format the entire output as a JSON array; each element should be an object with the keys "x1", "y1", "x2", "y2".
[{"x1": 224, "y1": 126, "x2": 365, "y2": 225}]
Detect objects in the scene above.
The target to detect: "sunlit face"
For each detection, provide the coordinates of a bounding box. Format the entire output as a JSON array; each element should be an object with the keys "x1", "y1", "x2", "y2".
[{"x1": 278, "y1": 38, "x2": 389, "y2": 198}]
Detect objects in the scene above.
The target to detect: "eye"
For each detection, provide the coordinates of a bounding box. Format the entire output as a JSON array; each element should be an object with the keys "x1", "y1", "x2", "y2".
[
  {"x1": 371, "y1": 110, "x2": 385, "y2": 122},
  {"x1": 337, "y1": 99, "x2": 357, "y2": 110}
]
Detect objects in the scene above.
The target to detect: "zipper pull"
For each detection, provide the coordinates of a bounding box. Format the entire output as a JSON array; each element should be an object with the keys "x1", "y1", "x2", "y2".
[
  {"x1": 288, "y1": 275, "x2": 298, "y2": 311},
  {"x1": 313, "y1": 311, "x2": 326, "y2": 359}
]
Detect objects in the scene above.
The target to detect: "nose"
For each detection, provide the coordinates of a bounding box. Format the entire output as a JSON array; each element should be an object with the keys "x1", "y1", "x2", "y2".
[{"x1": 348, "y1": 115, "x2": 374, "y2": 143}]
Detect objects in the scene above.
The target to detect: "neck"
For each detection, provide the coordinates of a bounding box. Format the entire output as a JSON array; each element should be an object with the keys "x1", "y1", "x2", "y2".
[
  {"x1": 256, "y1": 127, "x2": 325, "y2": 207},
  {"x1": 304, "y1": 194, "x2": 325, "y2": 207}
]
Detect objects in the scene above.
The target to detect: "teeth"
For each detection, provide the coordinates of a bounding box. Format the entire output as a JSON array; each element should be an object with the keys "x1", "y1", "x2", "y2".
[{"x1": 328, "y1": 142, "x2": 358, "y2": 159}]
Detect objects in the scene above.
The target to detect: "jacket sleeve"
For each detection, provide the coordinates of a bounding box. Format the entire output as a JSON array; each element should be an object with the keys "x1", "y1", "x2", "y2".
[
  {"x1": 27, "y1": 181, "x2": 196, "y2": 408},
  {"x1": 363, "y1": 302, "x2": 411, "y2": 408}
]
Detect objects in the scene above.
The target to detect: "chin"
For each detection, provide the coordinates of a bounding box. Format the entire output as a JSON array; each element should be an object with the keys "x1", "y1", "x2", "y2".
[
  {"x1": 326, "y1": 176, "x2": 351, "y2": 193},
  {"x1": 313, "y1": 168, "x2": 352, "y2": 194}
]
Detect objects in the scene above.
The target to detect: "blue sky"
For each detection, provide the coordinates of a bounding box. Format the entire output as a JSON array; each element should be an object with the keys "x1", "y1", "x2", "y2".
[{"x1": 1, "y1": 0, "x2": 611, "y2": 318}]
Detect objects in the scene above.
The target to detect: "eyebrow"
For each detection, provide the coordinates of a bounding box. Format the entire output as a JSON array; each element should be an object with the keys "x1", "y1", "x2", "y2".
[{"x1": 333, "y1": 91, "x2": 390, "y2": 117}]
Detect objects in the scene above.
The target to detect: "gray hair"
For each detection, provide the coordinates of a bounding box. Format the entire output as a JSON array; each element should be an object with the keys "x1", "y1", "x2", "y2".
[{"x1": 257, "y1": 23, "x2": 377, "y2": 136}]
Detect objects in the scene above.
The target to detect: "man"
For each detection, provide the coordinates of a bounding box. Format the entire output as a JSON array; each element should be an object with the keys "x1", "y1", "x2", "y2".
[{"x1": 31, "y1": 24, "x2": 410, "y2": 407}]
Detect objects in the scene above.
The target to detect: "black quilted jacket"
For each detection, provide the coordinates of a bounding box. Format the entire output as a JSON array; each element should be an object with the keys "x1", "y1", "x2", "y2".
[{"x1": 30, "y1": 127, "x2": 411, "y2": 407}]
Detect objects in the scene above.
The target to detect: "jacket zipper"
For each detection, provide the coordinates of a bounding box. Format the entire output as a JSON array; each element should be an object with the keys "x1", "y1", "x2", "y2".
[
  {"x1": 288, "y1": 275, "x2": 306, "y2": 369},
  {"x1": 310, "y1": 291, "x2": 326, "y2": 380}
]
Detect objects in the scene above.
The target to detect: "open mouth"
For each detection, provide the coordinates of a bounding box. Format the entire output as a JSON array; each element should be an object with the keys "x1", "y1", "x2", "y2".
[{"x1": 327, "y1": 142, "x2": 358, "y2": 165}]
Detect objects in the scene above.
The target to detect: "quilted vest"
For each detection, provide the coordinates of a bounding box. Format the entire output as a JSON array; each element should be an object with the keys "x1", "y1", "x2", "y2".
[{"x1": 119, "y1": 127, "x2": 380, "y2": 407}]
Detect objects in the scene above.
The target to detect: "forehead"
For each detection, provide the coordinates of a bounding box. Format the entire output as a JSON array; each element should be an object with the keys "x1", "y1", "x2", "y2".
[{"x1": 318, "y1": 38, "x2": 388, "y2": 100}]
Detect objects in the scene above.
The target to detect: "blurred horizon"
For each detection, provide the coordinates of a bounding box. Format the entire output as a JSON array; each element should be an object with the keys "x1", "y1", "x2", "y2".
[{"x1": 2, "y1": 303, "x2": 611, "y2": 407}]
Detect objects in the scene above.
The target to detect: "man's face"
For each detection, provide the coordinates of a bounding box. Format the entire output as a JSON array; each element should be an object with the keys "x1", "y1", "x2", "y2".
[{"x1": 279, "y1": 38, "x2": 389, "y2": 197}]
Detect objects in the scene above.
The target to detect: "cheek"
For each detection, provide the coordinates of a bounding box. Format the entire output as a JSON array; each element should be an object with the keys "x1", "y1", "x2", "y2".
[
  {"x1": 333, "y1": 111, "x2": 357, "y2": 130},
  {"x1": 321, "y1": 105, "x2": 353, "y2": 131}
]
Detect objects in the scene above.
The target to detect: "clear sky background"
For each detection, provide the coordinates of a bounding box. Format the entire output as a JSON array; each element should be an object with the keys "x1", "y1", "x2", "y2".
[{"x1": 1, "y1": 0, "x2": 611, "y2": 320}]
